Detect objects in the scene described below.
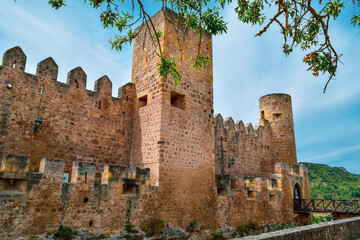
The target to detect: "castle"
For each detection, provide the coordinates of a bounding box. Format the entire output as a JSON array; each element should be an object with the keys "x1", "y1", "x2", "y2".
[{"x1": 0, "y1": 9, "x2": 311, "y2": 239}]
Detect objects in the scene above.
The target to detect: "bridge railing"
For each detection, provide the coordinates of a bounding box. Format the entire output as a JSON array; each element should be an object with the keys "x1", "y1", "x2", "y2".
[{"x1": 294, "y1": 199, "x2": 360, "y2": 213}]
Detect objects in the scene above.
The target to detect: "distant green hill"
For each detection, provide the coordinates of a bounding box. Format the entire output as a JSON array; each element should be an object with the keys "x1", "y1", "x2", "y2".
[{"x1": 299, "y1": 162, "x2": 360, "y2": 199}]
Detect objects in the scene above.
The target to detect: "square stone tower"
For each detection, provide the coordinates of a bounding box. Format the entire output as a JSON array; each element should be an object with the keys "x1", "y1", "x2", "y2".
[{"x1": 130, "y1": 9, "x2": 217, "y2": 226}]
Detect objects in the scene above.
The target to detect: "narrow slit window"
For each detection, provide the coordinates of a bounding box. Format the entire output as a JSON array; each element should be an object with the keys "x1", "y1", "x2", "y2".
[
  {"x1": 171, "y1": 91, "x2": 185, "y2": 110},
  {"x1": 12, "y1": 60, "x2": 16, "y2": 68},
  {"x1": 261, "y1": 110, "x2": 265, "y2": 119},
  {"x1": 84, "y1": 172, "x2": 88, "y2": 184},
  {"x1": 138, "y1": 95, "x2": 148, "y2": 109}
]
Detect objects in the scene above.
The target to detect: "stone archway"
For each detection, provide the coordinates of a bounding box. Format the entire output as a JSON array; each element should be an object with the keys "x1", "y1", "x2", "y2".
[
  {"x1": 294, "y1": 183, "x2": 302, "y2": 200},
  {"x1": 293, "y1": 183, "x2": 302, "y2": 210}
]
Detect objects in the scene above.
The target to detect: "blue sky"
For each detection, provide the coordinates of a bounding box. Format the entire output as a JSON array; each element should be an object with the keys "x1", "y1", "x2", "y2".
[{"x1": 1, "y1": 1, "x2": 359, "y2": 173}]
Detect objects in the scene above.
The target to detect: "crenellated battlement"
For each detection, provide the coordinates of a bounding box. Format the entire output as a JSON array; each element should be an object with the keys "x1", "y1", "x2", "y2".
[
  {"x1": 0, "y1": 46, "x2": 136, "y2": 173},
  {"x1": 0, "y1": 154, "x2": 151, "y2": 198},
  {"x1": 215, "y1": 113, "x2": 270, "y2": 144},
  {"x1": 1, "y1": 46, "x2": 132, "y2": 100},
  {"x1": 214, "y1": 112, "x2": 273, "y2": 178}
]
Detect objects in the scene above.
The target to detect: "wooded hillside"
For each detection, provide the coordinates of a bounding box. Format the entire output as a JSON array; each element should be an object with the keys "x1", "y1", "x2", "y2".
[{"x1": 299, "y1": 162, "x2": 360, "y2": 199}]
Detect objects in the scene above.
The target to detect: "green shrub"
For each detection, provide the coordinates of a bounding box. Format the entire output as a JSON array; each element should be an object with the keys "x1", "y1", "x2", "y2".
[
  {"x1": 141, "y1": 217, "x2": 164, "y2": 237},
  {"x1": 53, "y1": 226, "x2": 77, "y2": 240}
]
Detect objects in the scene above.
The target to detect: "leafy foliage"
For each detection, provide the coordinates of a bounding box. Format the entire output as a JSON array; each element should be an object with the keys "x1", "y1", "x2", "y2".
[
  {"x1": 47, "y1": 0, "x2": 359, "y2": 91},
  {"x1": 313, "y1": 214, "x2": 333, "y2": 223},
  {"x1": 300, "y1": 162, "x2": 360, "y2": 199}
]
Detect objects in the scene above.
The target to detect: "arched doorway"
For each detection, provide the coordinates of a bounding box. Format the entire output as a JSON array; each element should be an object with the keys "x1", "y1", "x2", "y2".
[
  {"x1": 293, "y1": 184, "x2": 302, "y2": 210},
  {"x1": 294, "y1": 184, "x2": 301, "y2": 200}
]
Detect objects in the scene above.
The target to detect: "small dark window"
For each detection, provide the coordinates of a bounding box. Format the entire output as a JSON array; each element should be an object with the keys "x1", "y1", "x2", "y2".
[
  {"x1": 273, "y1": 113, "x2": 282, "y2": 118},
  {"x1": 84, "y1": 172, "x2": 88, "y2": 184},
  {"x1": 83, "y1": 197, "x2": 89, "y2": 203},
  {"x1": 12, "y1": 60, "x2": 16, "y2": 68},
  {"x1": 171, "y1": 91, "x2": 185, "y2": 110},
  {"x1": 217, "y1": 188, "x2": 226, "y2": 197},
  {"x1": 269, "y1": 194, "x2": 276, "y2": 202},
  {"x1": 248, "y1": 190, "x2": 255, "y2": 199},
  {"x1": 138, "y1": 95, "x2": 148, "y2": 109},
  {"x1": 122, "y1": 184, "x2": 136, "y2": 196},
  {"x1": 98, "y1": 100, "x2": 101, "y2": 109},
  {"x1": 261, "y1": 110, "x2": 265, "y2": 119},
  {"x1": 74, "y1": 80, "x2": 79, "y2": 88},
  {"x1": 89, "y1": 220, "x2": 94, "y2": 227}
]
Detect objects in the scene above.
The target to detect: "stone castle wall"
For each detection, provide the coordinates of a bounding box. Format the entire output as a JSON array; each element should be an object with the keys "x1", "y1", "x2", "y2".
[
  {"x1": 0, "y1": 8, "x2": 312, "y2": 239},
  {"x1": 214, "y1": 93, "x2": 297, "y2": 178},
  {"x1": 0, "y1": 47, "x2": 135, "y2": 180},
  {"x1": 0, "y1": 154, "x2": 151, "y2": 239}
]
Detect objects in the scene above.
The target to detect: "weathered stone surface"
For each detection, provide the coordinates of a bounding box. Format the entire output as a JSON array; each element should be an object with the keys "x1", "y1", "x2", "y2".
[
  {"x1": 235, "y1": 217, "x2": 360, "y2": 240},
  {"x1": 0, "y1": 8, "x2": 312, "y2": 240}
]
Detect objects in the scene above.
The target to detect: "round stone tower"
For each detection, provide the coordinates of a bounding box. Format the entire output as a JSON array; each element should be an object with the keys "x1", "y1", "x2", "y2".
[{"x1": 259, "y1": 93, "x2": 297, "y2": 165}]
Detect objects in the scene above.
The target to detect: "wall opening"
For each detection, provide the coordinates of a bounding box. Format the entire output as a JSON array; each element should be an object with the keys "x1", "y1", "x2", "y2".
[
  {"x1": 261, "y1": 110, "x2": 265, "y2": 119},
  {"x1": 83, "y1": 197, "x2": 89, "y2": 203},
  {"x1": 0, "y1": 178, "x2": 26, "y2": 194},
  {"x1": 273, "y1": 113, "x2": 282, "y2": 119},
  {"x1": 12, "y1": 60, "x2": 16, "y2": 68},
  {"x1": 138, "y1": 95, "x2": 148, "y2": 109},
  {"x1": 74, "y1": 80, "x2": 79, "y2": 88},
  {"x1": 294, "y1": 184, "x2": 301, "y2": 200},
  {"x1": 84, "y1": 172, "x2": 88, "y2": 184},
  {"x1": 217, "y1": 188, "x2": 226, "y2": 197},
  {"x1": 98, "y1": 100, "x2": 101, "y2": 109},
  {"x1": 247, "y1": 190, "x2": 255, "y2": 199},
  {"x1": 171, "y1": 91, "x2": 185, "y2": 110},
  {"x1": 269, "y1": 194, "x2": 276, "y2": 202},
  {"x1": 122, "y1": 183, "x2": 136, "y2": 196},
  {"x1": 63, "y1": 173, "x2": 69, "y2": 183}
]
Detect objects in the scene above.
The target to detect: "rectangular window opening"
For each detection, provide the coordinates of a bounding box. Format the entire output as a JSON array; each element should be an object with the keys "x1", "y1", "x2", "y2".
[
  {"x1": 122, "y1": 183, "x2": 136, "y2": 196},
  {"x1": 273, "y1": 113, "x2": 282, "y2": 118},
  {"x1": 171, "y1": 91, "x2": 185, "y2": 110},
  {"x1": 269, "y1": 194, "x2": 276, "y2": 202},
  {"x1": 0, "y1": 178, "x2": 26, "y2": 194},
  {"x1": 261, "y1": 110, "x2": 265, "y2": 119},
  {"x1": 217, "y1": 187, "x2": 226, "y2": 197},
  {"x1": 247, "y1": 190, "x2": 255, "y2": 199},
  {"x1": 138, "y1": 95, "x2": 148, "y2": 109}
]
